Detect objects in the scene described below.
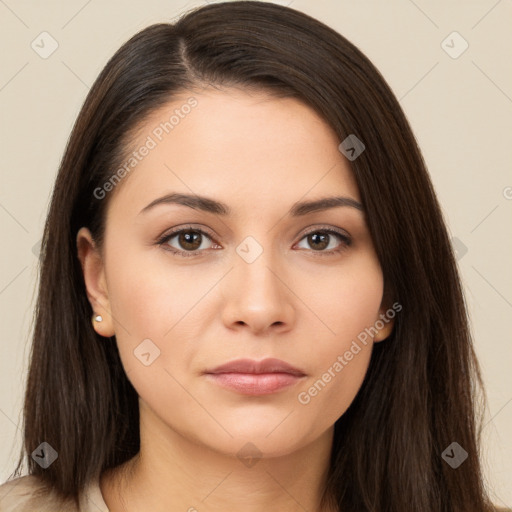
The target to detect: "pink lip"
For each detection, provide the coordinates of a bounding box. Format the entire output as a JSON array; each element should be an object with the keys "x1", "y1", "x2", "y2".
[
  {"x1": 206, "y1": 357, "x2": 305, "y2": 376},
  {"x1": 204, "y1": 358, "x2": 306, "y2": 395}
]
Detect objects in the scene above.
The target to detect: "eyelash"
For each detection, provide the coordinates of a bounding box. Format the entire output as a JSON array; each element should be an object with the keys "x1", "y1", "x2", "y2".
[{"x1": 156, "y1": 224, "x2": 352, "y2": 258}]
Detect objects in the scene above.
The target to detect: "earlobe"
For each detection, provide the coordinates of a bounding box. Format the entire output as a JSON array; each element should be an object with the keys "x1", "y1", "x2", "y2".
[
  {"x1": 76, "y1": 227, "x2": 115, "y2": 338},
  {"x1": 373, "y1": 304, "x2": 396, "y2": 343},
  {"x1": 373, "y1": 320, "x2": 394, "y2": 342}
]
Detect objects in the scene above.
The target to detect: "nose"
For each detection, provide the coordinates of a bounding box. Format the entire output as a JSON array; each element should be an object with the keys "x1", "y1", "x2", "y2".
[{"x1": 220, "y1": 250, "x2": 295, "y2": 336}]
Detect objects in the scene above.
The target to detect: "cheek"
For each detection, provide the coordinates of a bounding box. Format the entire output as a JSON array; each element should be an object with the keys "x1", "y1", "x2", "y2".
[
  {"x1": 299, "y1": 252, "x2": 384, "y2": 349},
  {"x1": 104, "y1": 256, "x2": 203, "y2": 423},
  {"x1": 103, "y1": 244, "x2": 222, "y2": 388},
  {"x1": 105, "y1": 242, "x2": 207, "y2": 337},
  {"x1": 294, "y1": 257, "x2": 383, "y2": 419},
  {"x1": 293, "y1": 330, "x2": 375, "y2": 431},
  {"x1": 296, "y1": 340, "x2": 372, "y2": 423}
]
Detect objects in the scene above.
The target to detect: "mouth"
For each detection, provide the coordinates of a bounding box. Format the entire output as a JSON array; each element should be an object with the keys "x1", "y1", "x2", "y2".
[
  {"x1": 204, "y1": 357, "x2": 307, "y2": 395},
  {"x1": 205, "y1": 372, "x2": 306, "y2": 395}
]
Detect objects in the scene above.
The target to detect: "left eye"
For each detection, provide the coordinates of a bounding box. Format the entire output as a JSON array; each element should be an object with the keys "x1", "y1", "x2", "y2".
[{"x1": 295, "y1": 229, "x2": 351, "y2": 254}]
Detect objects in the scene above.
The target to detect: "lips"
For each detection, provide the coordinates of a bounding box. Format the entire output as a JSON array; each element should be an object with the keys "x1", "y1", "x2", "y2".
[
  {"x1": 205, "y1": 357, "x2": 306, "y2": 376},
  {"x1": 204, "y1": 358, "x2": 306, "y2": 395}
]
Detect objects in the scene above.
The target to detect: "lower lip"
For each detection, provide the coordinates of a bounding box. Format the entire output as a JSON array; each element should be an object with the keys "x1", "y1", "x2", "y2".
[{"x1": 205, "y1": 372, "x2": 305, "y2": 395}]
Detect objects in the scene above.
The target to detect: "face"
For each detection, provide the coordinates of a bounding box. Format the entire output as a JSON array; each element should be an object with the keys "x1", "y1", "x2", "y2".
[{"x1": 77, "y1": 87, "x2": 394, "y2": 459}]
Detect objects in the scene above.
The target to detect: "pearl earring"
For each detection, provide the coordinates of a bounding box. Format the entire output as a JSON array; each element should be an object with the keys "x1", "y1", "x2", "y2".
[{"x1": 93, "y1": 314, "x2": 103, "y2": 323}]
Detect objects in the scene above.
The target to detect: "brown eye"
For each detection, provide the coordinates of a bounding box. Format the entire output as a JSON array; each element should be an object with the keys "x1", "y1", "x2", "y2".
[
  {"x1": 175, "y1": 230, "x2": 204, "y2": 251},
  {"x1": 158, "y1": 227, "x2": 216, "y2": 257},
  {"x1": 295, "y1": 228, "x2": 351, "y2": 256},
  {"x1": 306, "y1": 232, "x2": 330, "y2": 251}
]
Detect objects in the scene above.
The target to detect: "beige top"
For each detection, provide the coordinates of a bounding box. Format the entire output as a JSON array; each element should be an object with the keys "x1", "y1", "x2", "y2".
[
  {"x1": 1, "y1": 475, "x2": 511, "y2": 511},
  {"x1": 0, "y1": 475, "x2": 109, "y2": 512}
]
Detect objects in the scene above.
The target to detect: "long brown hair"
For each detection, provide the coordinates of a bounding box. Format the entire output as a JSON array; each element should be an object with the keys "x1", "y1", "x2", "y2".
[{"x1": 9, "y1": 2, "x2": 496, "y2": 510}]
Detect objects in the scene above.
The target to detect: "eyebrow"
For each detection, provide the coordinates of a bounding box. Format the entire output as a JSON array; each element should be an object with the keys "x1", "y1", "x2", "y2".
[{"x1": 139, "y1": 192, "x2": 364, "y2": 216}]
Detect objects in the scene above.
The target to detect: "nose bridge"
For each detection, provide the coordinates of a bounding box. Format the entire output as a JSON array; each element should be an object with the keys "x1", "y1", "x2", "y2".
[
  {"x1": 236, "y1": 232, "x2": 284, "y2": 300},
  {"x1": 237, "y1": 240, "x2": 281, "y2": 296},
  {"x1": 220, "y1": 233, "x2": 295, "y2": 333}
]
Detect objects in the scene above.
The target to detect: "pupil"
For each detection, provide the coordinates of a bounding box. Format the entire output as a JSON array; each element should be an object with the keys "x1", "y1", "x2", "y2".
[
  {"x1": 180, "y1": 231, "x2": 200, "y2": 250},
  {"x1": 310, "y1": 233, "x2": 328, "y2": 250}
]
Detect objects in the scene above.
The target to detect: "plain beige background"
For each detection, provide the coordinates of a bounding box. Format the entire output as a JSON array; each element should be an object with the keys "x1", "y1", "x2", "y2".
[{"x1": 0, "y1": 0, "x2": 511, "y2": 506}]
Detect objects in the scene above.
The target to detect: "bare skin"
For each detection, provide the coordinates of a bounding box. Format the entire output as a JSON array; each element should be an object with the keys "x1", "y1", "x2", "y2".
[{"x1": 77, "y1": 87, "x2": 394, "y2": 512}]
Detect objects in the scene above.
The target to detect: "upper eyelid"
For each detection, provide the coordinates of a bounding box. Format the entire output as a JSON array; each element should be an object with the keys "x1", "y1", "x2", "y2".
[
  {"x1": 300, "y1": 225, "x2": 350, "y2": 238},
  {"x1": 161, "y1": 224, "x2": 217, "y2": 242}
]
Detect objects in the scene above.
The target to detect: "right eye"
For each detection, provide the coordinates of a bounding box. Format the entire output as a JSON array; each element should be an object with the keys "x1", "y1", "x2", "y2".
[{"x1": 157, "y1": 227, "x2": 220, "y2": 257}]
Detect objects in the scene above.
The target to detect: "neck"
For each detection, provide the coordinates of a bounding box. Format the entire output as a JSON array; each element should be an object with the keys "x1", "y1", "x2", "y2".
[{"x1": 100, "y1": 404, "x2": 336, "y2": 512}]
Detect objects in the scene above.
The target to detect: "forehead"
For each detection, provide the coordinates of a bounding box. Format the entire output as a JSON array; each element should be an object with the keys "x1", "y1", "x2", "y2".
[{"x1": 106, "y1": 88, "x2": 360, "y2": 219}]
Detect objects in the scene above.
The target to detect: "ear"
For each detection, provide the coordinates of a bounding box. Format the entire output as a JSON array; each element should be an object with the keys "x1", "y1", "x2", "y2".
[
  {"x1": 373, "y1": 300, "x2": 396, "y2": 343},
  {"x1": 76, "y1": 227, "x2": 115, "y2": 338}
]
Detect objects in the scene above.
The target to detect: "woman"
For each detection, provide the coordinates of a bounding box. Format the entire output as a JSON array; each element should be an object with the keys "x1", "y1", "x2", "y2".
[{"x1": 0, "y1": 1, "x2": 507, "y2": 511}]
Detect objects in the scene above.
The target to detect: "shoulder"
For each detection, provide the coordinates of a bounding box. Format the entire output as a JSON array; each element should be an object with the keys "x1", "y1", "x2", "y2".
[{"x1": 0, "y1": 475, "x2": 79, "y2": 512}]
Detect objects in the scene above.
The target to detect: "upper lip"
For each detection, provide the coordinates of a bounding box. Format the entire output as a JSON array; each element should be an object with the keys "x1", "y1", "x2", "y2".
[{"x1": 205, "y1": 358, "x2": 306, "y2": 376}]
